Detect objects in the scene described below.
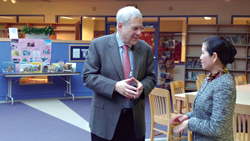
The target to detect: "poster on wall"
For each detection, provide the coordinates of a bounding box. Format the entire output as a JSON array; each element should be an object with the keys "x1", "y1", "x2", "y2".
[
  {"x1": 10, "y1": 39, "x2": 52, "y2": 72},
  {"x1": 69, "y1": 45, "x2": 89, "y2": 62}
]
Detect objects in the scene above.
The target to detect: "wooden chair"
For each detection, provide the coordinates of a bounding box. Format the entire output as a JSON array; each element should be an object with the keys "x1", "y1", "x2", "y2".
[
  {"x1": 235, "y1": 76, "x2": 247, "y2": 86},
  {"x1": 196, "y1": 80, "x2": 203, "y2": 91},
  {"x1": 233, "y1": 104, "x2": 250, "y2": 141},
  {"x1": 197, "y1": 74, "x2": 206, "y2": 81},
  {"x1": 185, "y1": 94, "x2": 196, "y2": 141},
  {"x1": 170, "y1": 81, "x2": 186, "y2": 113},
  {"x1": 149, "y1": 87, "x2": 188, "y2": 141},
  {"x1": 196, "y1": 74, "x2": 206, "y2": 91}
]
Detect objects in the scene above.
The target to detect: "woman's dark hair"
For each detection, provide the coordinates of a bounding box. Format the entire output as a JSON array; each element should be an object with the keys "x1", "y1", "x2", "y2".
[{"x1": 203, "y1": 35, "x2": 237, "y2": 66}]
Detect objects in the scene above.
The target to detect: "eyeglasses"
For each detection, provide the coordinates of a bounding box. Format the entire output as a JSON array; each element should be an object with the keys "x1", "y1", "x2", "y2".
[{"x1": 127, "y1": 25, "x2": 145, "y2": 32}]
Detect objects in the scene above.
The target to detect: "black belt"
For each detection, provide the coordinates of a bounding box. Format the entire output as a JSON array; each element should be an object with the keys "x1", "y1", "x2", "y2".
[{"x1": 121, "y1": 108, "x2": 132, "y2": 114}]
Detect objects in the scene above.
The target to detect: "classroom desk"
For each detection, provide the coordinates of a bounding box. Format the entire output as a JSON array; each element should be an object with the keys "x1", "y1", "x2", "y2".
[
  {"x1": 175, "y1": 84, "x2": 250, "y2": 113},
  {"x1": 0, "y1": 72, "x2": 80, "y2": 105}
]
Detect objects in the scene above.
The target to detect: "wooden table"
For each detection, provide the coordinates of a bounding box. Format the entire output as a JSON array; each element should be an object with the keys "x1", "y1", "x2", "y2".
[
  {"x1": 175, "y1": 91, "x2": 196, "y2": 114},
  {"x1": 175, "y1": 84, "x2": 250, "y2": 113}
]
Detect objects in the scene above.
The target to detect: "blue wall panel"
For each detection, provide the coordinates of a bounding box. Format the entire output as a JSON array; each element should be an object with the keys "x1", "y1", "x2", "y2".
[{"x1": 0, "y1": 41, "x2": 93, "y2": 101}]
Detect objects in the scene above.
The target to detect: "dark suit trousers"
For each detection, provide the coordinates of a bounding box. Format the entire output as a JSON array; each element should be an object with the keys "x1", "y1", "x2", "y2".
[{"x1": 91, "y1": 108, "x2": 145, "y2": 141}]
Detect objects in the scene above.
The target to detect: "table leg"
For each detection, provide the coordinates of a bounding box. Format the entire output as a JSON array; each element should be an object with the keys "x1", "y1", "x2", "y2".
[
  {"x1": 6, "y1": 77, "x2": 14, "y2": 105},
  {"x1": 64, "y1": 76, "x2": 68, "y2": 98},
  {"x1": 63, "y1": 75, "x2": 74, "y2": 101}
]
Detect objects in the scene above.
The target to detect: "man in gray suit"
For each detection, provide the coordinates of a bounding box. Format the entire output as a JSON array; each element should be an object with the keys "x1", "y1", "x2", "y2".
[{"x1": 82, "y1": 6, "x2": 156, "y2": 141}]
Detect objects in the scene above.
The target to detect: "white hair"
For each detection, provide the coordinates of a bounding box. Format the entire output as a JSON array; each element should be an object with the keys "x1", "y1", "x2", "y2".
[{"x1": 116, "y1": 6, "x2": 142, "y2": 29}]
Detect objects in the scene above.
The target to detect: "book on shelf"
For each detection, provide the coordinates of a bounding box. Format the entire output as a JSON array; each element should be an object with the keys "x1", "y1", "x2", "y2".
[
  {"x1": 164, "y1": 83, "x2": 170, "y2": 89},
  {"x1": 248, "y1": 62, "x2": 250, "y2": 70},
  {"x1": 160, "y1": 71, "x2": 166, "y2": 79},
  {"x1": 165, "y1": 72, "x2": 171, "y2": 79},
  {"x1": 226, "y1": 62, "x2": 235, "y2": 70},
  {"x1": 161, "y1": 56, "x2": 166, "y2": 62},
  {"x1": 186, "y1": 59, "x2": 202, "y2": 68},
  {"x1": 185, "y1": 71, "x2": 198, "y2": 80},
  {"x1": 164, "y1": 40, "x2": 175, "y2": 48},
  {"x1": 224, "y1": 35, "x2": 247, "y2": 45},
  {"x1": 159, "y1": 63, "x2": 166, "y2": 70},
  {"x1": 166, "y1": 61, "x2": 171, "y2": 69},
  {"x1": 165, "y1": 51, "x2": 171, "y2": 58}
]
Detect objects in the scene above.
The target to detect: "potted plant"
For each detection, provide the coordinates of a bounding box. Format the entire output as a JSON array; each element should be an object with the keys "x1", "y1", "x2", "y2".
[{"x1": 21, "y1": 26, "x2": 55, "y2": 39}]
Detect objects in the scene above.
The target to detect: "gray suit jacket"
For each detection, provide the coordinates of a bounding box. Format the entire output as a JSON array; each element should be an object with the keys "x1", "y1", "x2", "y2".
[
  {"x1": 82, "y1": 33, "x2": 156, "y2": 140},
  {"x1": 186, "y1": 72, "x2": 236, "y2": 141}
]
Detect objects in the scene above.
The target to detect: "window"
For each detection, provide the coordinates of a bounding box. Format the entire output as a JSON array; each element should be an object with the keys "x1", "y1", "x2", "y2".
[
  {"x1": 19, "y1": 16, "x2": 44, "y2": 23},
  {"x1": 188, "y1": 17, "x2": 216, "y2": 24},
  {"x1": 58, "y1": 16, "x2": 80, "y2": 24},
  {"x1": 0, "y1": 16, "x2": 16, "y2": 22},
  {"x1": 233, "y1": 17, "x2": 250, "y2": 25}
]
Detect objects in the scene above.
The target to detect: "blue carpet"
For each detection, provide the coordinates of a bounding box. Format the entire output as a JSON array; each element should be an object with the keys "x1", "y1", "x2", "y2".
[
  {"x1": 60, "y1": 98, "x2": 92, "y2": 122},
  {"x1": 0, "y1": 97, "x2": 187, "y2": 141},
  {"x1": 0, "y1": 102, "x2": 89, "y2": 141}
]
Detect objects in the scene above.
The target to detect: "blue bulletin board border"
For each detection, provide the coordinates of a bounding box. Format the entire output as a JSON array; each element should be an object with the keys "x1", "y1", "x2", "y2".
[{"x1": 69, "y1": 45, "x2": 89, "y2": 62}]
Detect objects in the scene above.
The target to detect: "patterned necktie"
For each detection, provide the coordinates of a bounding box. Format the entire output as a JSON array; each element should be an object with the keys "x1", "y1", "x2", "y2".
[{"x1": 122, "y1": 45, "x2": 131, "y2": 101}]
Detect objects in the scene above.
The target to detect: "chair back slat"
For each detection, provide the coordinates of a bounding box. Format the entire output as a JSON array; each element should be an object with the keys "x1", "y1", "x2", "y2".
[
  {"x1": 156, "y1": 96, "x2": 159, "y2": 115},
  {"x1": 233, "y1": 114, "x2": 236, "y2": 138},
  {"x1": 161, "y1": 97, "x2": 165, "y2": 118},
  {"x1": 239, "y1": 81, "x2": 247, "y2": 85},
  {"x1": 248, "y1": 115, "x2": 250, "y2": 141},
  {"x1": 233, "y1": 104, "x2": 250, "y2": 141},
  {"x1": 159, "y1": 96, "x2": 163, "y2": 116},
  {"x1": 237, "y1": 114, "x2": 241, "y2": 140},
  {"x1": 165, "y1": 98, "x2": 169, "y2": 119},
  {"x1": 243, "y1": 115, "x2": 246, "y2": 141},
  {"x1": 153, "y1": 96, "x2": 157, "y2": 115},
  {"x1": 235, "y1": 75, "x2": 247, "y2": 86}
]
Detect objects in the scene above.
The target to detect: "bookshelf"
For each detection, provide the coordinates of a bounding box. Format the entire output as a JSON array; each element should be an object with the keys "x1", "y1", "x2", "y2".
[
  {"x1": 185, "y1": 24, "x2": 250, "y2": 91},
  {"x1": 247, "y1": 22, "x2": 250, "y2": 83},
  {"x1": 51, "y1": 23, "x2": 80, "y2": 40},
  {"x1": 0, "y1": 23, "x2": 6, "y2": 38},
  {"x1": 0, "y1": 22, "x2": 80, "y2": 40}
]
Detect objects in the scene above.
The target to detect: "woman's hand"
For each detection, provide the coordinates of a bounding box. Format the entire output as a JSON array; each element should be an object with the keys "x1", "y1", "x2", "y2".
[
  {"x1": 169, "y1": 114, "x2": 189, "y2": 125},
  {"x1": 174, "y1": 119, "x2": 189, "y2": 133}
]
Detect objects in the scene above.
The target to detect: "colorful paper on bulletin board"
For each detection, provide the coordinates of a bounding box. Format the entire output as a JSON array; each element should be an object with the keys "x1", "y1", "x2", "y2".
[{"x1": 10, "y1": 39, "x2": 52, "y2": 72}]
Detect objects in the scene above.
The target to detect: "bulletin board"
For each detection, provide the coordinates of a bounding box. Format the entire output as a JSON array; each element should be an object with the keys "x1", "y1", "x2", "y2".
[
  {"x1": 69, "y1": 45, "x2": 89, "y2": 62},
  {"x1": 10, "y1": 39, "x2": 52, "y2": 72}
]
